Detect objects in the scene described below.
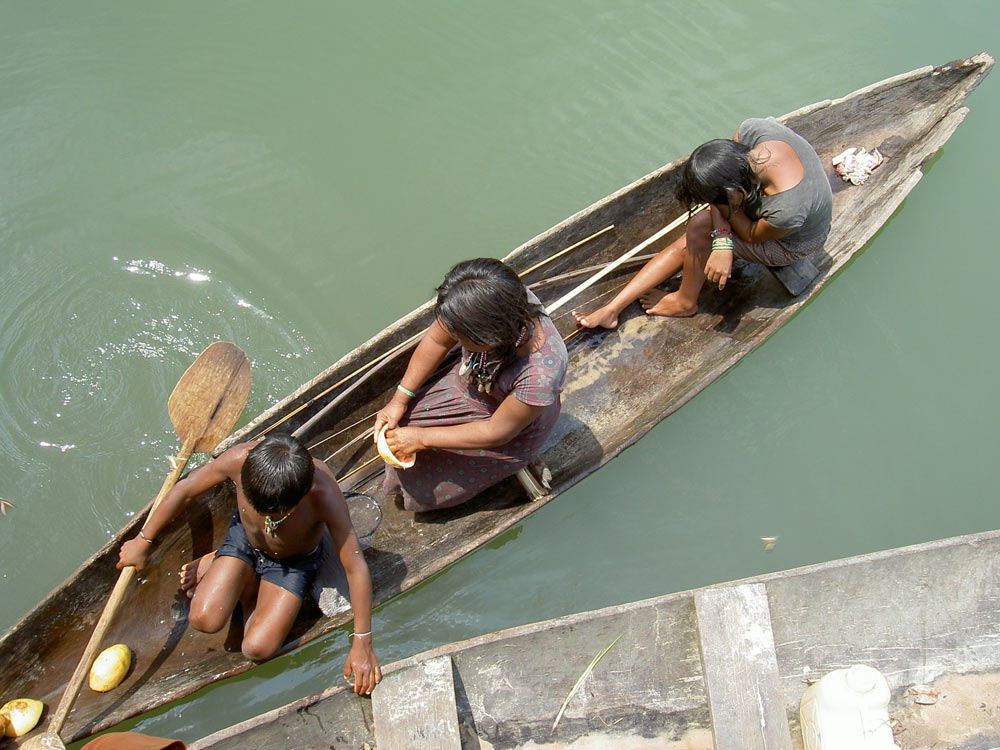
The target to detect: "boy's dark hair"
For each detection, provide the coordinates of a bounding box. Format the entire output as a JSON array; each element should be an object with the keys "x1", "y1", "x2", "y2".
[
  {"x1": 676, "y1": 138, "x2": 764, "y2": 221},
  {"x1": 434, "y1": 258, "x2": 544, "y2": 368},
  {"x1": 240, "y1": 434, "x2": 315, "y2": 514}
]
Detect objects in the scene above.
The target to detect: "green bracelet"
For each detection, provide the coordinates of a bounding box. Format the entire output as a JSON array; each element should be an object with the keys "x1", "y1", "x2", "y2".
[{"x1": 397, "y1": 384, "x2": 416, "y2": 398}]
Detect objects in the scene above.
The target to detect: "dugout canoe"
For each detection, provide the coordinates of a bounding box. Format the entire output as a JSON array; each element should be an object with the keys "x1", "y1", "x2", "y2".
[
  {"x1": 189, "y1": 527, "x2": 1000, "y2": 750},
  {"x1": 0, "y1": 53, "x2": 992, "y2": 748}
]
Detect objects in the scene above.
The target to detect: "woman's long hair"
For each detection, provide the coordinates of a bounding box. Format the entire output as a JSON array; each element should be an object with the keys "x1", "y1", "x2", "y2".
[
  {"x1": 435, "y1": 258, "x2": 543, "y2": 368},
  {"x1": 675, "y1": 139, "x2": 764, "y2": 221}
]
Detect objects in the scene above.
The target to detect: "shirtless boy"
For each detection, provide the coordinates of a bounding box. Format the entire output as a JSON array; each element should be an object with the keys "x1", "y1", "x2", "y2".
[{"x1": 117, "y1": 434, "x2": 381, "y2": 694}]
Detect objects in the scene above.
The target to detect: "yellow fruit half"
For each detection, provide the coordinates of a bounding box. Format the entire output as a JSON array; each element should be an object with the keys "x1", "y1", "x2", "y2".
[
  {"x1": 376, "y1": 425, "x2": 415, "y2": 469},
  {"x1": 0, "y1": 698, "x2": 43, "y2": 738},
  {"x1": 89, "y1": 643, "x2": 132, "y2": 692}
]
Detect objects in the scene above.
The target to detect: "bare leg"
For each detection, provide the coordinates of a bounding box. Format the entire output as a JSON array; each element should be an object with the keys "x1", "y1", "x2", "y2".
[
  {"x1": 572, "y1": 239, "x2": 685, "y2": 329},
  {"x1": 187, "y1": 555, "x2": 257, "y2": 634},
  {"x1": 638, "y1": 210, "x2": 713, "y2": 318},
  {"x1": 240, "y1": 580, "x2": 304, "y2": 662}
]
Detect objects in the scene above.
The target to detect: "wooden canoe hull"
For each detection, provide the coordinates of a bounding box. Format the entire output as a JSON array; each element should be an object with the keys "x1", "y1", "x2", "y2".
[
  {"x1": 190, "y1": 527, "x2": 1000, "y2": 749},
  {"x1": 0, "y1": 54, "x2": 992, "y2": 747}
]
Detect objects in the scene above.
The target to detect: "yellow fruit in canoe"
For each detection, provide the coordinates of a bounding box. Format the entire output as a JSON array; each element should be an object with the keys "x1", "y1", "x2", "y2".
[
  {"x1": 376, "y1": 425, "x2": 415, "y2": 469},
  {"x1": 89, "y1": 643, "x2": 132, "y2": 692},
  {"x1": 0, "y1": 698, "x2": 44, "y2": 738}
]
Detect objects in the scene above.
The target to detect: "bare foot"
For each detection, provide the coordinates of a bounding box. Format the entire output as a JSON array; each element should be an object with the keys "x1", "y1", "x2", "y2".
[
  {"x1": 179, "y1": 552, "x2": 216, "y2": 599},
  {"x1": 641, "y1": 291, "x2": 697, "y2": 318},
  {"x1": 639, "y1": 288, "x2": 667, "y2": 309},
  {"x1": 571, "y1": 305, "x2": 619, "y2": 329}
]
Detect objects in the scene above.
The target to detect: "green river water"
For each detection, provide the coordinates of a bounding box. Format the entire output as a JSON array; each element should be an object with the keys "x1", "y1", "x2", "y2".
[{"x1": 1, "y1": 1, "x2": 997, "y2": 743}]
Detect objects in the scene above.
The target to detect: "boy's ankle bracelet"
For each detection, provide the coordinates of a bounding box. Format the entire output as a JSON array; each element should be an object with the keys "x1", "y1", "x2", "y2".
[{"x1": 350, "y1": 631, "x2": 372, "y2": 638}]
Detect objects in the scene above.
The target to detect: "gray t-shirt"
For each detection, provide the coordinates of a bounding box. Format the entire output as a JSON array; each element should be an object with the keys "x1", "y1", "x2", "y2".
[{"x1": 738, "y1": 117, "x2": 833, "y2": 242}]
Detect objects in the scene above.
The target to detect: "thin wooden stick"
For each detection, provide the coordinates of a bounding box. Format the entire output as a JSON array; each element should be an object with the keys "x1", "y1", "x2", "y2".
[
  {"x1": 529, "y1": 252, "x2": 657, "y2": 290},
  {"x1": 317, "y1": 426, "x2": 375, "y2": 463},
  {"x1": 291, "y1": 346, "x2": 409, "y2": 440},
  {"x1": 336, "y1": 454, "x2": 381, "y2": 483},
  {"x1": 517, "y1": 225, "x2": 614, "y2": 277},
  {"x1": 307, "y1": 411, "x2": 379, "y2": 452},
  {"x1": 259, "y1": 330, "x2": 424, "y2": 437},
  {"x1": 543, "y1": 205, "x2": 706, "y2": 316}
]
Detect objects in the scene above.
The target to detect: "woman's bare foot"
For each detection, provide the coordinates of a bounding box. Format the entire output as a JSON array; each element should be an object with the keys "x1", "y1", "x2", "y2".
[
  {"x1": 638, "y1": 288, "x2": 668, "y2": 309},
  {"x1": 179, "y1": 552, "x2": 216, "y2": 599},
  {"x1": 641, "y1": 291, "x2": 697, "y2": 318},
  {"x1": 571, "y1": 305, "x2": 619, "y2": 329}
]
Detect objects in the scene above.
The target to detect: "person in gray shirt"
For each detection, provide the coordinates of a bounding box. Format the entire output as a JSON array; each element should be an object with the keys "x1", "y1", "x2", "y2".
[{"x1": 574, "y1": 118, "x2": 833, "y2": 325}]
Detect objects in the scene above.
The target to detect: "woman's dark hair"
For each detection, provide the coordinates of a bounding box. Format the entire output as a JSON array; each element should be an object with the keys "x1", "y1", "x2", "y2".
[
  {"x1": 240, "y1": 434, "x2": 315, "y2": 514},
  {"x1": 434, "y1": 258, "x2": 543, "y2": 367},
  {"x1": 675, "y1": 139, "x2": 763, "y2": 221}
]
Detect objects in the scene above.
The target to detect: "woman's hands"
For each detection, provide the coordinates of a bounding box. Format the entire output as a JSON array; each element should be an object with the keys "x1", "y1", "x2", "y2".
[
  {"x1": 372, "y1": 319, "x2": 459, "y2": 443},
  {"x1": 704, "y1": 247, "x2": 733, "y2": 290},
  {"x1": 373, "y1": 393, "x2": 422, "y2": 462},
  {"x1": 705, "y1": 205, "x2": 734, "y2": 290},
  {"x1": 383, "y1": 426, "x2": 424, "y2": 460},
  {"x1": 373, "y1": 398, "x2": 408, "y2": 439}
]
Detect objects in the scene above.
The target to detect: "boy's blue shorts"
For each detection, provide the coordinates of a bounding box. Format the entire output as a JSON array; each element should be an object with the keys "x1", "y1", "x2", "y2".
[{"x1": 215, "y1": 512, "x2": 325, "y2": 600}]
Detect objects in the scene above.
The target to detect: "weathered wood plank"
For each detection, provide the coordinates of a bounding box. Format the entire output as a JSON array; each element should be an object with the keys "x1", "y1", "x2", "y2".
[
  {"x1": 695, "y1": 584, "x2": 793, "y2": 750},
  {"x1": 769, "y1": 256, "x2": 819, "y2": 296},
  {"x1": 371, "y1": 655, "x2": 462, "y2": 750}
]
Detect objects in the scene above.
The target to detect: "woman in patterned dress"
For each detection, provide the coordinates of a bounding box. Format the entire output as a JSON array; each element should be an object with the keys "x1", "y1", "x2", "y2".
[{"x1": 374, "y1": 258, "x2": 568, "y2": 511}]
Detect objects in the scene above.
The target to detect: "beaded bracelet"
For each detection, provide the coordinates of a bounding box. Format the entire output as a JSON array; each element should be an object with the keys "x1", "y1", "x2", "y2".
[{"x1": 710, "y1": 227, "x2": 732, "y2": 239}]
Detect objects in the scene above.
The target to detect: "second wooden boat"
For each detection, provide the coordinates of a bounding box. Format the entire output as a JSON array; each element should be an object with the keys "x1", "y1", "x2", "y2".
[
  {"x1": 190, "y1": 527, "x2": 1000, "y2": 749},
  {"x1": 0, "y1": 53, "x2": 992, "y2": 748}
]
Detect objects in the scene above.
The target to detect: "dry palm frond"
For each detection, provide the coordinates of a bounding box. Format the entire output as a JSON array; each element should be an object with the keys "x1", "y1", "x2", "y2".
[{"x1": 552, "y1": 633, "x2": 623, "y2": 733}]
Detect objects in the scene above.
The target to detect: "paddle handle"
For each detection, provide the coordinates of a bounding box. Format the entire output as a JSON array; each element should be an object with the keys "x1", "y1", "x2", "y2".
[
  {"x1": 543, "y1": 204, "x2": 706, "y2": 316},
  {"x1": 45, "y1": 439, "x2": 196, "y2": 736}
]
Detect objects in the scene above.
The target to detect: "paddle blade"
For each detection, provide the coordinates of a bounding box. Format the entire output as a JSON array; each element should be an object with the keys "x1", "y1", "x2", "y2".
[{"x1": 167, "y1": 342, "x2": 252, "y2": 453}]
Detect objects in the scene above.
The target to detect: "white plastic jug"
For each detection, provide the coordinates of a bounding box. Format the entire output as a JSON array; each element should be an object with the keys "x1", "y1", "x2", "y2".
[{"x1": 799, "y1": 665, "x2": 900, "y2": 750}]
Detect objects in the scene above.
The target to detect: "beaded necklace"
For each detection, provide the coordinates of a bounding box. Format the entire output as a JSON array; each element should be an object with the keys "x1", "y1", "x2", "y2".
[
  {"x1": 459, "y1": 324, "x2": 529, "y2": 395},
  {"x1": 264, "y1": 509, "x2": 293, "y2": 536}
]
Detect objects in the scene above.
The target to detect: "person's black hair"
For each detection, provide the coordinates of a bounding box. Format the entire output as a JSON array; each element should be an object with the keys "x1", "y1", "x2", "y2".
[
  {"x1": 434, "y1": 258, "x2": 543, "y2": 368},
  {"x1": 240, "y1": 434, "x2": 315, "y2": 514},
  {"x1": 675, "y1": 139, "x2": 763, "y2": 221}
]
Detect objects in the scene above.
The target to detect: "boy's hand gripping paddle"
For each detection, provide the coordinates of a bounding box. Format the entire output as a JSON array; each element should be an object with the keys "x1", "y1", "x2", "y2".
[{"x1": 22, "y1": 342, "x2": 252, "y2": 750}]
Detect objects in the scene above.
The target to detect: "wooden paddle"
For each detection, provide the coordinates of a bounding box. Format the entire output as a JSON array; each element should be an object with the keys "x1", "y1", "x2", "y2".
[{"x1": 22, "y1": 341, "x2": 252, "y2": 750}]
